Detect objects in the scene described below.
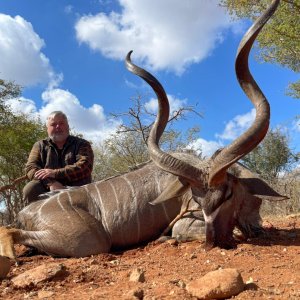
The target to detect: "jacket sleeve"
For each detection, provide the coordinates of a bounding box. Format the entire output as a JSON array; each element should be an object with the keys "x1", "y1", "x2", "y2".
[
  {"x1": 25, "y1": 141, "x2": 43, "y2": 180},
  {"x1": 53, "y1": 139, "x2": 94, "y2": 182}
]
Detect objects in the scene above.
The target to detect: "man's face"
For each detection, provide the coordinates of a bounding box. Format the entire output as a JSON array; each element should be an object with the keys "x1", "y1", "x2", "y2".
[{"x1": 47, "y1": 115, "x2": 69, "y2": 144}]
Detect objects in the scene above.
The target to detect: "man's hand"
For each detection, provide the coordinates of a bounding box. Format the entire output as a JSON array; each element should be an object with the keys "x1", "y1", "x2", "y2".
[
  {"x1": 34, "y1": 169, "x2": 56, "y2": 180},
  {"x1": 34, "y1": 169, "x2": 65, "y2": 191}
]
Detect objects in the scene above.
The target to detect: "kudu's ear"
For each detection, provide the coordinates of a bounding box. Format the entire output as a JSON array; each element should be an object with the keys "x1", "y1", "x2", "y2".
[
  {"x1": 241, "y1": 177, "x2": 288, "y2": 201},
  {"x1": 232, "y1": 162, "x2": 288, "y2": 201},
  {"x1": 149, "y1": 177, "x2": 191, "y2": 205}
]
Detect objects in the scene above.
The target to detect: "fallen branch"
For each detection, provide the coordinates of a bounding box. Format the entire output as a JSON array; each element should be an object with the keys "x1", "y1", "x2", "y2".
[{"x1": 161, "y1": 197, "x2": 201, "y2": 237}]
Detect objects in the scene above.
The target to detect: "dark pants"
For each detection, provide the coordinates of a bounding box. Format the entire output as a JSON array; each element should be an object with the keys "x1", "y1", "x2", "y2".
[{"x1": 23, "y1": 180, "x2": 48, "y2": 204}]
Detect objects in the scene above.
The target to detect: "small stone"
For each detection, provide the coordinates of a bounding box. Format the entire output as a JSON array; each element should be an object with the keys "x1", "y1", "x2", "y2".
[
  {"x1": 170, "y1": 279, "x2": 186, "y2": 288},
  {"x1": 190, "y1": 253, "x2": 197, "y2": 259},
  {"x1": 38, "y1": 290, "x2": 55, "y2": 299},
  {"x1": 166, "y1": 239, "x2": 178, "y2": 246},
  {"x1": 129, "y1": 268, "x2": 145, "y2": 283},
  {"x1": 24, "y1": 291, "x2": 38, "y2": 299},
  {"x1": 90, "y1": 259, "x2": 98, "y2": 265},
  {"x1": 123, "y1": 288, "x2": 144, "y2": 299},
  {"x1": 246, "y1": 277, "x2": 254, "y2": 284}
]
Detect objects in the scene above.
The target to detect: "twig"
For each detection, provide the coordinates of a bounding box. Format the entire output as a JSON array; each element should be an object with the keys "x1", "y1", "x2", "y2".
[{"x1": 160, "y1": 197, "x2": 201, "y2": 236}]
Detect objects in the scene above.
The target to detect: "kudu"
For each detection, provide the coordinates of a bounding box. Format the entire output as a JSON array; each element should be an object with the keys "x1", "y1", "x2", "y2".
[{"x1": 0, "y1": 0, "x2": 285, "y2": 260}]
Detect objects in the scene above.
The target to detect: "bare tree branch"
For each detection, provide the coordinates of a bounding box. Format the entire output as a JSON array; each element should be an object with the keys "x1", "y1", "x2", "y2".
[
  {"x1": 0, "y1": 175, "x2": 27, "y2": 193},
  {"x1": 111, "y1": 93, "x2": 203, "y2": 146}
]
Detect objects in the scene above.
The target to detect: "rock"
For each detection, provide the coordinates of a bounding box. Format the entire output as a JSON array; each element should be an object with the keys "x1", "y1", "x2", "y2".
[
  {"x1": 37, "y1": 290, "x2": 55, "y2": 299},
  {"x1": 24, "y1": 291, "x2": 38, "y2": 298},
  {"x1": 123, "y1": 287, "x2": 144, "y2": 299},
  {"x1": 166, "y1": 238, "x2": 178, "y2": 246},
  {"x1": 190, "y1": 253, "x2": 197, "y2": 259},
  {"x1": 0, "y1": 255, "x2": 11, "y2": 279},
  {"x1": 129, "y1": 268, "x2": 145, "y2": 283},
  {"x1": 186, "y1": 268, "x2": 244, "y2": 299},
  {"x1": 90, "y1": 258, "x2": 98, "y2": 265},
  {"x1": 170, "y1": 279, "x2": 186, "y2": 288},
  {"x1": 12, "y1": 263, "x2": 67, "y2": 288}
]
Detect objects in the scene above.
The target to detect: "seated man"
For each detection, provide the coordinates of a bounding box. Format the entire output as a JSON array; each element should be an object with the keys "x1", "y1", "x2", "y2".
[{"x1": 23, "y1": 111, "x2": 94, "y2": 203}]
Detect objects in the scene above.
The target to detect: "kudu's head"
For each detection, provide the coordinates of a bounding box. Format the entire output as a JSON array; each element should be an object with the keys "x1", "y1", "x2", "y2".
[{"x1": 125, "y1": 0, "x2": 286, "y2": 249}]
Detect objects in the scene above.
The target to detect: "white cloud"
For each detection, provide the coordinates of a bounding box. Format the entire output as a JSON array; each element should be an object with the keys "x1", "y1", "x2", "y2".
[
  {"x1": 7, "y1": 88, "x2": 121, "y2": 144},
  {"x1": 186, "y1": 109, "x2": 257, "y2": 158},
  {"x1": 145, "y1": 94, "x2": 187, "y2": 116},
  {"x1": 216, "y1": 108, "x2": 256, "y2": 141},
  {"x1": 124, "y1": 79, "x2": 137, "y2": 89},
  {"x1": 230, "y1": 20, "x2": 248, "y2": 36},
  {"x1": 0, "y1": 14, "x2": 61, "y2": 88},
  {"x1": 293, "y1": 119, "x2": 300, "y2": 132},
  {"x1": 187, "y1": 138, "x2": 223, "y2": 158},
  {"x1": 6, "y1": 97, "x2": 38, "y2": 116},
  {"x1": 75, "y1": 0, "x2": 233, "y2": 74}
]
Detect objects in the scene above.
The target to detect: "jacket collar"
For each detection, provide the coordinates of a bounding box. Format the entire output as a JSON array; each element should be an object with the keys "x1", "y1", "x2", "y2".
[{"x1": 46, "y1": 135, "x2": 72, "y2": 149}]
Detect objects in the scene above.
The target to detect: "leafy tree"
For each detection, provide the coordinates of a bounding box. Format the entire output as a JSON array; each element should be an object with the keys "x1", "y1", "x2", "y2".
[
  {"x1": 0, "y1": 80, "x2": 45, "y2": 224},
  {"x1": 0, "y1": 79, "x2": 21, "y2": 102},
  {"x1": 220, "y1": 0, "x2": 300, "y2": 98},
  {"x1": 0, "y1": 79, "x2": 21, "y2": 122},
  {"x1": 241, "y1": 128, "x2": 298, "y2": 180},
  {"x1": 93, "y1": 131, "x2": 149, "y2": 181},
  {"x1": 93, "y1": 94, "x2": 202, "y2": 181},
  {"x1": 286, "y1": 81, "x2": 300, "y2": 99}
]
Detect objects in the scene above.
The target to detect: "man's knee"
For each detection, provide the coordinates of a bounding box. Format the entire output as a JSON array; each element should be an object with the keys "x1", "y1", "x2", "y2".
[{"x1": 23, "y1": 180, "x2": 47, "y2": 204}]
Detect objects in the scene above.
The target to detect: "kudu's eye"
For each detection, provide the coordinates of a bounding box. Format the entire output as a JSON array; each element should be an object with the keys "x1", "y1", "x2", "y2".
[{"x1": 224, "y1": 186, "x2": 233, "y2": 201}]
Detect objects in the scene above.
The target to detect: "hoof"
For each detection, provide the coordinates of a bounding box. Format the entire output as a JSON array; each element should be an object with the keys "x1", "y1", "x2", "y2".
[{"x1": 0, "y1": 255, "x2": 11, "y2": 279}]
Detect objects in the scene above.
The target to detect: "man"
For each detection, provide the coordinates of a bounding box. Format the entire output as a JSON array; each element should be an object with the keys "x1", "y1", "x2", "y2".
[{"x1": 23, "y1": 111, "x2": 94, "y2": 203}]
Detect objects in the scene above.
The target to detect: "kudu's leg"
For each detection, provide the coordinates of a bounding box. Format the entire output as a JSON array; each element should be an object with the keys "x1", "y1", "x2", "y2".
[
  {"x1": 1, "y1": 204, "x2": 112, "y2": 258},
  {"x1": 0, "y1": 227, "x2": 17, "y2": 260}
]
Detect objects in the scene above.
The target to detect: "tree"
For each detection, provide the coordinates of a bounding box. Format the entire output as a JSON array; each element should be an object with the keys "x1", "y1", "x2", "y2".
[
  {"x1": 0, "y1": 79, "x2": 21, "y2": 123},
  {"x1": 286, "y1": 81, "x2": 300, "y2": 99},
  {"x1": 241, "y1": 128, "x2": 298, "y2": 181},
  {"x1": 92, "y1": 94, "x2": 202, "y2": 181},
  {"x1": 220, "y1": 0, "x2": 300, "y2": 98},
  {"x1": 93, "y1": 131, "x2": 148, "y2": 181},
  {"x1": 0, "y1": 80, "x2": 45, "y2": 224}
]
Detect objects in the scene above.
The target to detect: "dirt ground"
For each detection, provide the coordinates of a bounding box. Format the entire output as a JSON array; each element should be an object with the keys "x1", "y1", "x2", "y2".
[{"x1": 1, "y1": 215, "x2": 300, "y2": 300}]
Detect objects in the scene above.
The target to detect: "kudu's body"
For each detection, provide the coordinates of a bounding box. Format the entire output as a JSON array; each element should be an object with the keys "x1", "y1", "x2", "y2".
[
  {"x1": 0, "y1": 0, "x2": 285, "y2": 260},
  {"x1": 1, "y1": 158, "x2": 204, "y2": 258}
]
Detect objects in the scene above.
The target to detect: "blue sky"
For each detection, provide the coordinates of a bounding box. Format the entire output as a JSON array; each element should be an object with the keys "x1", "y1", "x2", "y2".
[{"x1": 0, "y1": 0, "x2": 299, "y2": 156}]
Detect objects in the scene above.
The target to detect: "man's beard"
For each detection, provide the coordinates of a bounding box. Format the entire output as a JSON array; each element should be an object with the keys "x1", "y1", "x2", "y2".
[{"x1": 50, "y1": 132, "x2": 69, "y2": 143}]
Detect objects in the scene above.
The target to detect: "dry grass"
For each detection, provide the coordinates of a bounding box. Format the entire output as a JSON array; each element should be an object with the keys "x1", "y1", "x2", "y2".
[{"x1": 261, "y1": 175, "x2": 300, "y2": 216}]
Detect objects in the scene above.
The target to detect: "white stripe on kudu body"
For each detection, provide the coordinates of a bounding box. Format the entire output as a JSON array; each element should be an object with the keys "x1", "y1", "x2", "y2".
[
  {"x1": 123, "y1": 174, "x2": 141, "y2": 245},
  {"x1": 91, "y1": 183, "x2": 109, "y2": 233}
]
